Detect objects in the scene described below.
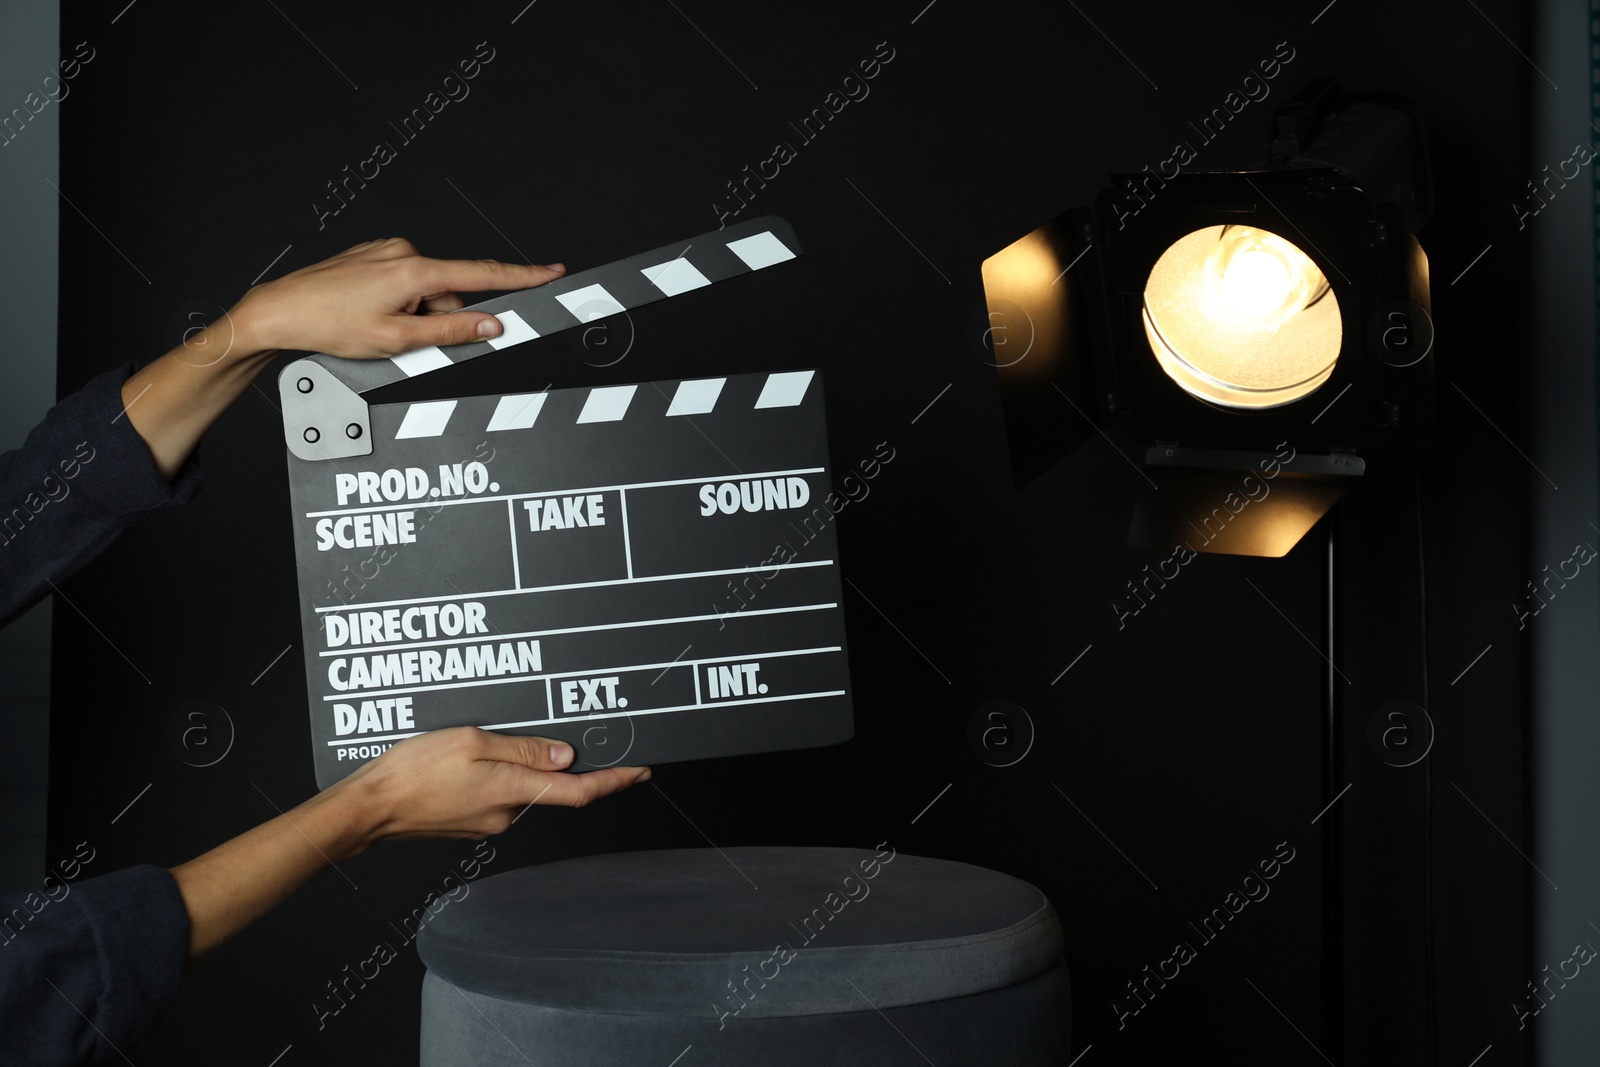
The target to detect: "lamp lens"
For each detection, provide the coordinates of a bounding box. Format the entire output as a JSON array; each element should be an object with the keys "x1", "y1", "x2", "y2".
[{"x1": 1143, "y1": 225, "x2": 1341, "y2": 409}]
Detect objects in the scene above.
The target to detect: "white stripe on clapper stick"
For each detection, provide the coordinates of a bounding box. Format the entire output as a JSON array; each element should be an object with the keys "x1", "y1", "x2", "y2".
[
  {"x1": 642, "y1": 257, "x2": 712, "y2": 297},
  {"x1": 577, "y1": 385, "x2": 636, "y2": 423},
  {"x1": 486, "y1": 392, "x2": 546, "y2": 431},
  {"x1": 726, "y1": 231, "x2": 796, "y2": 270},
  {"x1": 666, "y1": 377, "x2": 726, "y2": 416},
  {"x1": 754, "y1": 370, "x2": 813, "y2": 408},
  {"x1": 391, "y1": 345, "x2": 452, "y2": 377},
  {"x1": 395, "y1": 400, "x2": 457, "y2": 439},
  {"x1": 485, "y1": 309, "x2": 540, "y2": 350},
  {"x1": 555, "y1": 284, "x2": 627, "y2": 322}
]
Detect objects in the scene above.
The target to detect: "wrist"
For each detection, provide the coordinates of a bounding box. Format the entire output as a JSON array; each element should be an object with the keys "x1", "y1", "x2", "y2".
[
  {"x1": 160, "y1": 313, "x2": 275, "y2": 378},
  {"x1": 304, "y1": 775, "x2": 386, "y2": 862},
  {"x1": 219, "y1": 293, "x2": 282, "y2": 369}
]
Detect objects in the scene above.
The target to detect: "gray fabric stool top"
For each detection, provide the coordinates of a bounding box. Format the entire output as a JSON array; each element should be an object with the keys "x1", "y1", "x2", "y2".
[{"x1": 416, "y1": 845, "x2": 1070, "y2": 1065}]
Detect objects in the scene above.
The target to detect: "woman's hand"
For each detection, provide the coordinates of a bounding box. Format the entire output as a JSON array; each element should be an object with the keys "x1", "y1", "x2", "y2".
[
  {"x1": 332, "y1": 726, "x2": 651, "y2": 845},
  {"x1": 170, "y1": 727, "x2": 648, "y2": 963},
  {"x1": 123, "y1": 238, "x2": 565, "y2": 481},
  {"x1": 229, "y1": 237, "x2": 566, "y2": 360}
]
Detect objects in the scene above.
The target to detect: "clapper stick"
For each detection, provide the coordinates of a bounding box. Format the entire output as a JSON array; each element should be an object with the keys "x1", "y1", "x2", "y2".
[
  {"x1": 276, "y1": 215, "x2": 856, "y2": 788},
  {"x1": 278, "y1": 215, "x2": 802, "y2": 461}
]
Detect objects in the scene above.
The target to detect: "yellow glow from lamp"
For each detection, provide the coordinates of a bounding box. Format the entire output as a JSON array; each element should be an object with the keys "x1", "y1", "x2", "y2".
[{"x1": 1143, "y1": 225, "x2": 1341, "y2": 409}]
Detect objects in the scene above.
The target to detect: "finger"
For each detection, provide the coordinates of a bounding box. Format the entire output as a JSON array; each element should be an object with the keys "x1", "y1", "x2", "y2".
[
  {"x1": 416, "y1": 258, "x2": 566, "y2": 296},
  {"x1": 420, "y1": 292, "x2": 465, "y2": 313},
  {"x1": 388, "y1": 309, "x2": 517, "y2": 351},
  {"x1": 515, "y1": 765, "x2": 651, "y2": 809},
  {"x1": 477, "y1": 731, "x2": 577, "y2": 772}
]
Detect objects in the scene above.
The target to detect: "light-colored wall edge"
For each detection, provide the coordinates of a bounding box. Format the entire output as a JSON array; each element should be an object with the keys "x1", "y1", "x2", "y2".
[
  {"x1": 1530, "y1": 0, "x2": 1600, "y2": 1061},
  {"x1": 0, "y1": 0, "x2": 59, "y2": 895}
]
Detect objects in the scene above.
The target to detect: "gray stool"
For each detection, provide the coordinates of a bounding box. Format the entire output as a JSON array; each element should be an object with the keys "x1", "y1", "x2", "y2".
[{"x1": 416, "y1": 846, "x2": 1069, "y2": 1065}]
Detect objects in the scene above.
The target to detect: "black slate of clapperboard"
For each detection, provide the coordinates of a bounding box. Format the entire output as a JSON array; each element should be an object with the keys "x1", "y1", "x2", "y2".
[{"x1": 279, "y1": 218, "x2": 853, "y2": 788}]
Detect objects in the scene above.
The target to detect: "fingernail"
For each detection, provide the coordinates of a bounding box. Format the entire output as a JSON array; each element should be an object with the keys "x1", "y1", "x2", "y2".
[
  {"x1": 551, "y1": 743, "x2": 573, "y2": 766},
  {"x1": 542, "y1": 262, "x2": 566, "y2": 273},
  {"x1": 636, "y1": 767, "x2": 652, "y2": 782},
  {"x1": 476, "y1": 316, "x2": 502, "y2": 338}
]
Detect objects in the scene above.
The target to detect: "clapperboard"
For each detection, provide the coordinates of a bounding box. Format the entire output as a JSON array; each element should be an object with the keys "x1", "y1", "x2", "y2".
[{"x1": 277, "y1": 217, "x2": 853, "y2": 788}]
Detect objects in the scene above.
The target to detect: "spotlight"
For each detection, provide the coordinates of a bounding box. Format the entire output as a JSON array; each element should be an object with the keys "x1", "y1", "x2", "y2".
[{"x1": 980, "y1": 79, "x2": 1433, "y2": 557}]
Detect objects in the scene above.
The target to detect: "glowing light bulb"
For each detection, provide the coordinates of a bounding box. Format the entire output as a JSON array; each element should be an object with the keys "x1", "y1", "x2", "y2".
[
  {"x1": 1222, "y1": 249, "x2": 1294, "y2": 318},
  {"x1": 1202, "y1": 226, "x2": 1328, "y2": 332}
]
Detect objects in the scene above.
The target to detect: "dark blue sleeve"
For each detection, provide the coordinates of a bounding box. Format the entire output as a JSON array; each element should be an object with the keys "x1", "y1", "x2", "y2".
[
  {"x1": 0, "y1": 362, "x2": 204, "y2": 627},
  {"x1": 0, "y1": 864, "x2": 190, "y2": 1066}
]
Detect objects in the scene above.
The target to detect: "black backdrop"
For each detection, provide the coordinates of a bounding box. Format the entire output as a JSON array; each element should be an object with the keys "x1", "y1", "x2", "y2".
[{"x1": 49, "y1": 1, "x2": 1533, "y2": 1063}]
